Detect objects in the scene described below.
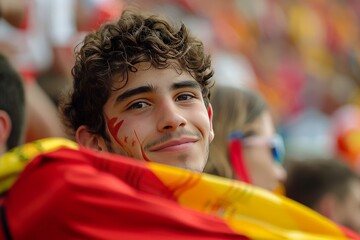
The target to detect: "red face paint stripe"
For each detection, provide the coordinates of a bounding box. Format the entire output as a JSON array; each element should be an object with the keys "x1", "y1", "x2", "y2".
[
  {"x1": 134, "y1": 130, "x2": 150, "y2": 161},
  {"x1": 105, "y1": 115, "x2": 133, "y2": 157}
]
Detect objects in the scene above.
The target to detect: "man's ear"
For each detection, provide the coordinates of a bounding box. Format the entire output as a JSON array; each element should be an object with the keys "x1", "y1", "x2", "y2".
[
  {"x1": 207, "y1": 104, "x2": 214, "y2": 142},
  {"x1": 0, "y1": 110, "x2": 11, "y2": 151},
  {"x1": 76, "y1": 125, "x2": 105, "y2": 151}
]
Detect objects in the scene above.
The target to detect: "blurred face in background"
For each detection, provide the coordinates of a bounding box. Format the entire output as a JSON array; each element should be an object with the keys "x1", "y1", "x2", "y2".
[
  {"x1": 241, "y1": 111, "x2": 287, "y2": 191},
  {"x1": 333, "y1": 179, "x2": 360, "y2": 233}
]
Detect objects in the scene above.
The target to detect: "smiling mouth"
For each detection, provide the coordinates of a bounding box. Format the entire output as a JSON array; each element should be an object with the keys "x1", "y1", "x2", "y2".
[{"x1": 150, "y1": 138, "x2": 198, "y2": 152}]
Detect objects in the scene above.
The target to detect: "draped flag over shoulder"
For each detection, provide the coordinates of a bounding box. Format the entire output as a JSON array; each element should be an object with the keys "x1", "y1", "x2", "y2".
[{"x1": 0, "y1": 138, "x2": 359, "y2": 239}]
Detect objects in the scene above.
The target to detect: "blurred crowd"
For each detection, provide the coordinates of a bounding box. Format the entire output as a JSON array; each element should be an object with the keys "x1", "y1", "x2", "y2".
[
  {"x1": 3, "y1": 0, "x2": 360, "y2": 170},
  {"x1": 1, "y1": 0, "x2": 360, "y2": 235}
]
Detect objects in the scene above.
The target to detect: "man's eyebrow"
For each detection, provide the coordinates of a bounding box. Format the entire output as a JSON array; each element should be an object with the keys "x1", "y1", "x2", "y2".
[
  {"x1": 115, "y1": 86, "x2": 154, "y2": 103},
  {"x1": 171, "y1": 80, "x2": 201, "y2": 91},
  {"x1": 115, "y1": 80, "x2": 200, "y2": 103}
]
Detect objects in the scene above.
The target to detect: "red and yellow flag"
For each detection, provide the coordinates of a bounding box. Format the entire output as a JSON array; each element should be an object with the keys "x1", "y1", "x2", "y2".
[{"x1": 0, "y1": 138, "x2": 358, "y2": 239}]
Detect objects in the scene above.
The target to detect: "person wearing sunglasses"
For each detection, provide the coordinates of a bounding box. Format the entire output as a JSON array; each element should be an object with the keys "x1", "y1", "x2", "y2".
[{"x1": 205, "y1": 85, "x2": 287, "y2": 192}]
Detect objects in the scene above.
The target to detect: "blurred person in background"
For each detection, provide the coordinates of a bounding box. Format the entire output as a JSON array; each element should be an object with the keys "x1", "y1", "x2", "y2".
[
  {"x1": 0, "y1": 0, "x2": 123, "y2": 142},
  {"x1": 0, "y1": 0, "x2": 72, "y2": 142},
  {"x1": 332, "y1": 104, "x2": 360, "y2": 174},
  {"x1": 0, "y1": 0, "x2": 27, "y2": 28},
  {"x1": 0, "y1": 53, "x2": 25, "y2": 155},
  {"x1": 205, "y1": 85, "x2": 287, "y2": 192},
  {"x1": 285, "y1": 158, "x2": 360, "y2": 233}
]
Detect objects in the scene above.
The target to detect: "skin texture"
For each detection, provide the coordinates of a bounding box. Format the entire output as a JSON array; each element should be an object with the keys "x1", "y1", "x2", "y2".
[
  {"x1": 93, "y1": 63, "x2": 214, "y2": 172},
  {"x1": 332, "y1": 179, "x2": 360, "y2": 233},
  {"x1": 241, "y1": 111, "x2": 287, "y2": 191}
]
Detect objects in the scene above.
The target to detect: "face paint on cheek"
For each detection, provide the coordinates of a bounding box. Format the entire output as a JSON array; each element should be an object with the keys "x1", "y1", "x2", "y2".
[
  {"x1": 105, "y1": 115, "x2": 133, "y2": 157},
  {"x1": 134, "y1": 130, "x2": 150, "y2": 161}
]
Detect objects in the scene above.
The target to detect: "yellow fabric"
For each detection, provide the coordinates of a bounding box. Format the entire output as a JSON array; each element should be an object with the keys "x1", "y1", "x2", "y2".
[
  {"x1": 0, "y1": 138, "x2": 78, "y2": 194},
  {"x1": 0, "y1": 138, "x2": 352, "y2": 239},
  {"x1": 149, "y1": 163, "x2": 348, "y2": 239}
]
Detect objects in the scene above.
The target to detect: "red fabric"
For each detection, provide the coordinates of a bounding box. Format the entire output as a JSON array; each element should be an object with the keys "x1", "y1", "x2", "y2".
[
  {"x1": 338, "y1": 225, "x2": 360, "y2": 240},
  {"x1": 228, "y1": 138, "x2": 251, "y2": 183},
  {"x1": 0, "y1": 215, "x2": 6, "y2": 240},
  {"x1": 19, "y1": 3, "x2": 31, "y2": 31},
  {"x1": 20, "y1": 68, "x2": 37, "y2": 84},
  {"x1": 3, "y1": 148, "x2": 247, "y2": 240}
]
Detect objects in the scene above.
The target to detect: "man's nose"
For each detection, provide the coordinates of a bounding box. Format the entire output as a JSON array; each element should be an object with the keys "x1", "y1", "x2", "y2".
[{"x1": 156, "y1": 101, "x2": 187, "y2": 132}]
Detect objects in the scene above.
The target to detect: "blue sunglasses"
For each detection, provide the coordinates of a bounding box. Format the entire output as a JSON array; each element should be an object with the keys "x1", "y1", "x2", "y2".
[{"x1": 229, "y1": 131, "x2": 285, "y2": 165}]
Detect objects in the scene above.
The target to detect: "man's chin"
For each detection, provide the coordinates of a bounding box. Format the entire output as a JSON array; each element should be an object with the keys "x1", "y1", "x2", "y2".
[
  {"x1": 144, "y1": 152, "x2": 206, "y2": 172},
  {"x1": 148, "y1": 159, "x2": 201, "y2": 172},
  {"x1": 182, "y1": 161, "x2": 205, "y2": 173}
]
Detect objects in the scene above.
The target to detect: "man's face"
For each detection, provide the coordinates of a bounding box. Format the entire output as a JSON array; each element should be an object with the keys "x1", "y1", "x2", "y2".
[{"x1": 100, "y1": 63, "x2": 214, "y2": 172}]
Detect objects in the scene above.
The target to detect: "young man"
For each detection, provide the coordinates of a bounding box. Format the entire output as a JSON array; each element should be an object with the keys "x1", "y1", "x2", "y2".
[
  {"x1": 60, "y1": 9, "x2": 214, "y2": 171},
  {"x1": 0, "y1": 54, "x2": 25, "y2": 155},
  {"x1": 1, "y1": 10, "x2": 359, "y2": 239},
  {"x1": 1, "y1": 10, "x2": 228, "y2": 239}
]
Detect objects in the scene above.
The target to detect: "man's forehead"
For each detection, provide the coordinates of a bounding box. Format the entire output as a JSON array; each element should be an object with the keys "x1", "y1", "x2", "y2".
[{"x1": 110, "y1": 63, "x2": 196, "y2": 91}]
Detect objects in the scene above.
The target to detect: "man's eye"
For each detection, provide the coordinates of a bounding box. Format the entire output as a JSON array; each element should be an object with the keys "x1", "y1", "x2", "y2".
[
  {"x1": 127, "y1": 101, "x2": 150, "y2": 110},
  {"x1": 176, "y1": 94, "x2": 195, "y2": 101}
]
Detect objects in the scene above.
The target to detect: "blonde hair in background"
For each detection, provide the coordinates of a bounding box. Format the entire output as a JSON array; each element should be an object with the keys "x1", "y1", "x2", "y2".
[{"x1": 205, "y1": 85, "x2": 267, "y2": 178}]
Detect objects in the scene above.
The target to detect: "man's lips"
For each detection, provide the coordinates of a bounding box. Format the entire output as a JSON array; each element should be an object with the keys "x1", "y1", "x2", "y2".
[{"x1": 149, "y1": 138, "x2": 198, "y2": 152}]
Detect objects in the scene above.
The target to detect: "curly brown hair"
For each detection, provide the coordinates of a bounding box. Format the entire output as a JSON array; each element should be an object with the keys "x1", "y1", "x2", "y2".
[{"x1": 60, "y1": 9, "x2": 214, "y2": 139}]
